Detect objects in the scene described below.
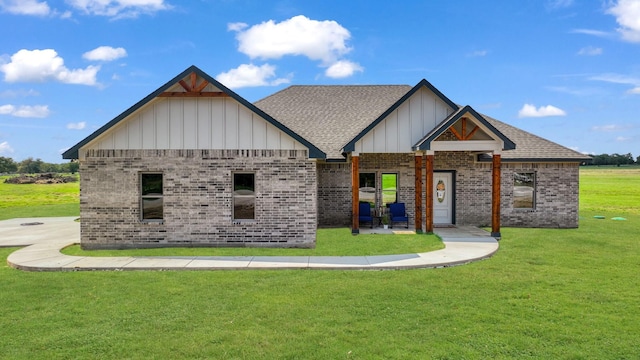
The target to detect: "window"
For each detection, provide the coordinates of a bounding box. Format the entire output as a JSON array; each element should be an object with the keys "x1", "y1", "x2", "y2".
[
  {"x1": 233, "y1": 173, "x2": 255, "y2": 220},
  {"x1": 359, "y1": 173, "x2": 376, "y2": 207},
  {"x1": 381, "y1": 173, "x2": 398, "y2": 207},
  {"x1": 141, "y1": 173, "x2": 163, "y2": 221},
  {"x1": 513, "y1": 172, "x2": 535, "y2": 209}
]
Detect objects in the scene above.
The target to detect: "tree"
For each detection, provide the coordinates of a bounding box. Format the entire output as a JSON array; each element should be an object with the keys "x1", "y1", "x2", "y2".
[
  {"x1": 0, "y1": 156, "x2": 18, "y2": 173},
  {"x1": 17, "y1": 157, "x2": 44, "y2": 174}
]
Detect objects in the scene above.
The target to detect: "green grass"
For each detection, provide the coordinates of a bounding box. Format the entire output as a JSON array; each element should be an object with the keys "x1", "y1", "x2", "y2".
[
  {"x1": 0, "y1": 175, "x2": 80, "y2": 220},
  {"x1": 1, "y1": 169, "x2": 639, "y2": 358},
  {"x1": 580, "y1": 166, "x2": 640, "y2": 215},
  {"x1": 62, "y1": 228, "x2": 443, "y2": 256}
]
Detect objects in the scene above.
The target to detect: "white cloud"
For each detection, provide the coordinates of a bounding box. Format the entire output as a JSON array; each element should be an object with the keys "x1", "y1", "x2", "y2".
[
  {"x1": 66, "y1": 0, "x2": 170, "y2": 19},
  {"x1": 0, "y1": 0, "x2": 50, "y2": 16},
  {"x1": 607, "y1": 0, "x2": 640, "y2": 43},
  {"x1": 0, "y1": 49, "x2": 100, "y2": 86},
  {"x1": 216, "y1": 63, "x2": 290, "y2": 89},
  {"x1": 577, "y1": 46, "x2": 602, "y2": 55},
  {"x1": 518, "y1": 104, "x2": 567, "y2": 118},
  {"x1": 616, "y1": 136, "x2": 631, "y2": 142},
  {"x1": 83, "y1": 46, "x2": 127, "y2": 61},
  {"x1": 325, "y1": 60, "x2": 363, "y2": 78},
  {"x1": 0, "y1": 141, "x2": 14, "y2": 154},
  {"x1": 591, "y1": 124, "x2": 634, "y2": 132},
  {"x1": 231, "y1": 15, "x2": 352, "y2": 64},
  {"x1": 227, "y1": 22, "x2": 248, "y2": 32},
  {"x1": 546, "y1": 0, "x2": 574, "y2": 9},
  {"x1": 0, "y1": 89, "x2": 39, "y2": 98},
  {"x1": 590, "y1": 73, "x2": 640, "y2": 94},
  {"x1": 467, "y1": 50, "x2": 488, "y2": 57},
  {"x1": 0, "y1": 104, "x2": 50, "y2": 118},
  {"x1": 570, "y1": 29, "x2": 612, "y2": 38},
  {"x1": 67, "y1": 121, "x2": 86, "y2": 130}
]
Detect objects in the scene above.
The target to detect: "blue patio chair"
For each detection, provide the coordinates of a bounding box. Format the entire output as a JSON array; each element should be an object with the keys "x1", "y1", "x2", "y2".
[
  {"x1": 358, "y1": 202, "x2": 374, "y2": 228},
  {"x1": 389, "y1": 203, "x2": 409, "y2": 229}
]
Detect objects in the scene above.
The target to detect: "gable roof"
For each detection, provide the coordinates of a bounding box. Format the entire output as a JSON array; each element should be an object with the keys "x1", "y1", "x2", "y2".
[
  {"x1": 341, "y1": 79, "x2": 459, "y2": 154},
  {"x1": 62, "y1": 65, "x2": 325, "y2": 160},
  {"x1": 256, "y1": 82, "x2": 588, "y2": 162},
  {"x1": 413, "y1": 105, "x2": 516, "y2": 151},
  {"x1": 255, "y1": 84, "x2": 412, "y2": 160}
]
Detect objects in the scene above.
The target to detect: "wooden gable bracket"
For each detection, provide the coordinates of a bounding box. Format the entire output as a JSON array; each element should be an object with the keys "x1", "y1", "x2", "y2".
[
  {"x1": 158, "y1": 72, "x2": 230, "y2": 98},
  {"x1": 448, "y1": 117, "x2": 480, "y2": 141}
]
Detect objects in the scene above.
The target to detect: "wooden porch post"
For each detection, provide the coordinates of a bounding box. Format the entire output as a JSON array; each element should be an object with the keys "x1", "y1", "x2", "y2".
[
  {"x1": 425, "y1": 152, "x2": 434, "y2": 233},
  {"x1": 351, "y1": 153, "x2": 360, "y2": 234},
  {"x1": 491, "y1": 153, "x2": 501, "y2": 238},
  {"x1": 414, "y1": 153, "x2": 423, "y2": 234}
]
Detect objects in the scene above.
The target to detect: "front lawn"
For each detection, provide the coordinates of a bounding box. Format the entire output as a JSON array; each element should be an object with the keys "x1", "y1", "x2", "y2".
[
  {"x1": 0, "y1": 168, "x2": 638, "y2": 358},
  {"x1": 2, "y1": 211, "x2": 639, "y2": 359}
]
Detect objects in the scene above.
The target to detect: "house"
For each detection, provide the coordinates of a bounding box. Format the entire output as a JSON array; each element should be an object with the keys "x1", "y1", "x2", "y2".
[{"x1": 63, "y1": 65, "x2": 590, "y2": 249}]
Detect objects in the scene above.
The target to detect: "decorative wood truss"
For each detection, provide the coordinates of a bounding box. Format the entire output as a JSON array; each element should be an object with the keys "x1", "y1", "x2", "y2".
[
  {"x1": 159, "y1": 72, "x2": 230, "y2": 98},
  {"x1": 448, "y1": 117, "x2": 480, "y2": 141}
]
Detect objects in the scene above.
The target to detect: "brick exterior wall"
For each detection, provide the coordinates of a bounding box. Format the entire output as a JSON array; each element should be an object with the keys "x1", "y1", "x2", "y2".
[
  {"x1": 317, "y1": 162, "x2": 351, "y2": 226},
  {"x1": 317, "y1": 154, "x2": 417, "y2": 227},
  {"x1": 501, "y1": 162, "x2": 580, "y2": 228},
  {"x1": 80, "y1": 149, "x2": 317, "y2": 249},
  {"x1": 317, "y1": 151, "x2": 580, "y2": 229}
]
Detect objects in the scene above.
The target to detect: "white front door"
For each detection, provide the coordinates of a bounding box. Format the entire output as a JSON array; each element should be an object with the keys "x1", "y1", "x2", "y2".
[{"x1": 433, "y1": 172, "x2": 453, "y2": 225}]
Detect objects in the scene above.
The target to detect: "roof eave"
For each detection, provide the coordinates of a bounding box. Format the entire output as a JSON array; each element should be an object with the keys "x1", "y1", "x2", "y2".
[{"x1": 63, "y1": 65, "x2": 326, "y2": 160}]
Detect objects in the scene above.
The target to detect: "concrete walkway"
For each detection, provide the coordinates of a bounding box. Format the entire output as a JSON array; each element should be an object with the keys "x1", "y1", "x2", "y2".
[{"x1": 1, "y1": 217, "x2": 499, "y2": 271}]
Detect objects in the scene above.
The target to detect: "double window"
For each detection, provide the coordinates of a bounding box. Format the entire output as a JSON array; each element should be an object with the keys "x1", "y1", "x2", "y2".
[
  {"x1": 513, "y1": 172, "x2": 536, "y2": 209},
  {"x1": 233, "y1": 173, "x2": 255, "y2": 220},
  {"x1": 359, "y1": 172, "x2": 398, "y2": 209},
  {"x1": 141, "y1": 173, "x2": 163, "y2": 221}
]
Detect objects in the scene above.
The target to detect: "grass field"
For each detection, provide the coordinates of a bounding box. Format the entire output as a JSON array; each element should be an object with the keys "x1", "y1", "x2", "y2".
[
  {"x1": 1, "y1": 168, "x2": 639, "y2": 359},
  {"x1": 0, "y1": 175, "x2": 79, "y2": 221}
]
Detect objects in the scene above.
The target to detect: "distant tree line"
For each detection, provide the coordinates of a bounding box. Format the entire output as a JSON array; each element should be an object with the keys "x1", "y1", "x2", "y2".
[
  {"x1": 585, "y1": 153, "x2": 638, "y2": 166},
  {"x1": 0, "y1": 156, "x2": 79, "y2": 174}
]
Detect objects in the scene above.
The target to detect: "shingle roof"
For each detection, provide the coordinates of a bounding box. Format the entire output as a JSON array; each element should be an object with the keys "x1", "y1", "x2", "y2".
[
  {"x1": 482, "y1": 114, "x2": 591, "y2": 161},
  {"x1": 255, "y1": 85, "x2": 411, "y2": 159},
  {"x1": 255, "y1": 84, "x2": 590, "y2": 162}
]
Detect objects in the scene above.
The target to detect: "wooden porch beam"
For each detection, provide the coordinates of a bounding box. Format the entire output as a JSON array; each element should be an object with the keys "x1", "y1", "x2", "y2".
[
  {"x1": 491, "y1": 154, "x2": 501, "y2": 238},
  {"x1": 190, "y1": 71, "x2": 197, "y2": 90},
  {"x1": 415, "y1": 154, "x2": 423, "y2": 233},
  {"x1": 425, "y1": 153, "x2": 434, "y2": 233},
  {"x1": 461, "y1": 117, "x2": 467, "y2": 141},
  {"x1": 194, "y1": 79, "x2": 210, "y2": 93},
  {"x1": 178, "y1": 79, "x2": 191, "y2": 92},
  {"x1": 351, "y1": 154, "x2": 360, "y2": 234},
  {"x1": 449, "y1": 127, "x2": 463, "y2": 141},
  {"x1": 466, "y1": 125, "x2": 480, "y2": 140}
]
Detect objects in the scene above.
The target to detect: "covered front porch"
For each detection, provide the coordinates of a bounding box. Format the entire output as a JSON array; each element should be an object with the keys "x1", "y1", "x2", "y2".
[{"x1": 349, "y1": 106, "x2": 515, "y2": 238}]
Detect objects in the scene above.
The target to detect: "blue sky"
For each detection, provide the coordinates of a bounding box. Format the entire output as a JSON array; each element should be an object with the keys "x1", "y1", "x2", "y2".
[{"x1": 1, "y1": 0, "x2": 639, "y2": 163}]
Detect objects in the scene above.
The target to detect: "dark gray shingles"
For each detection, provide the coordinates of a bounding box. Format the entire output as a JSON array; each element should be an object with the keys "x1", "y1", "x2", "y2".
[
  {"x1": 255, "y1": 85, "x2": 411, "y2": 159},
  {"x1": 255, "y1": 84, "x2": 590, "y2": 162},
  {"x1": 483, "y1": 115, "x2": 590, "y2": 161}
]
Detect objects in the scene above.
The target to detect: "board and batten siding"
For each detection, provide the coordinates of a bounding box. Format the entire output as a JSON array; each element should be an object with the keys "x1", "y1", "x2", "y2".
[
  {"x1": 354, "y1": 87, "x2": 454, "y2": 153},
  {"x1": 84, "y1": 97, "x2": 305, "y2": 155}
]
